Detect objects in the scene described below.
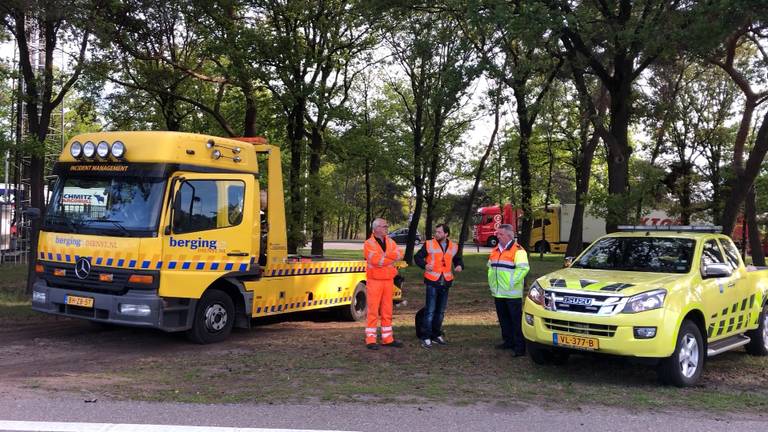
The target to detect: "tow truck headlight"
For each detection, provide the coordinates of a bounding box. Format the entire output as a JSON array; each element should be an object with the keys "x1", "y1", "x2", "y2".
[
  {"x1": 96, "y1": 141, "x2": 110, "y2": 158},
  {"x1": 70, "y1": 141, "x2": 83, "y2": 158},
  {"x1": 622, "y1": 289, "x2": 667, "y2": 313},
  {"x1": 119, "y1": 304, "x2": 151, "y2": 316},
  {"x1": 32, "y1": 291, "x2": 47, "y2": 303},
  {"x1": 527, "y1": 281, "x2": 545, "y2": 306},
  {"x1": 82, "y1": 141, "x2": 96, "y2": 158},
  {"x1": 111, "y1": 140, "x2": 125, "y2": 158}
]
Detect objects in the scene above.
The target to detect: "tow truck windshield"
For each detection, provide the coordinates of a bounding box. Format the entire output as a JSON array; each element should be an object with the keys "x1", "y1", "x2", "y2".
[
  {"x1": 44, "y1": 175, "x2": 167, "y2": 237},
  {"x1": 571, "y1": 237, "x2": 696, "y2": 274}
]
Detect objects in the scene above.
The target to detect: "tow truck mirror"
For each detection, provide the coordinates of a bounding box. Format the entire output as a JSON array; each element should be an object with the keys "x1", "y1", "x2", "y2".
[
  {"x1": 23, "y1": 207, "x2": 41, "y2": 220},
  {"x1": 702, "y1": 262, "x2": 732, "y2": 279},
  {"x1": 563, "y1": 256, "x2": 574, "y2": 268}
]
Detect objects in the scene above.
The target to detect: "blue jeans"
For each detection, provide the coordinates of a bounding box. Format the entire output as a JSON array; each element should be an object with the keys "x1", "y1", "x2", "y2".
[{"x1": 421, "y1": 284, "x2": 449, "y2": 339}]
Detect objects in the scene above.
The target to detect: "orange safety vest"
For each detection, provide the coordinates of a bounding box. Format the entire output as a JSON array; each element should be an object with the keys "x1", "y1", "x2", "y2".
[
  {"x1": 424, "y1": 239, "x2": 458, "y2": 282},
  {"x1": 364, "y1": 235, "x2": 401, "y2": 280}
]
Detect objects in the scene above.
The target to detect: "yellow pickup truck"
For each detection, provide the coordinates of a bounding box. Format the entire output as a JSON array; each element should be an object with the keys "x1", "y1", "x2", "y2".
[{"x1": 522, "y1": 226, "x2": 768, "y2": 386}]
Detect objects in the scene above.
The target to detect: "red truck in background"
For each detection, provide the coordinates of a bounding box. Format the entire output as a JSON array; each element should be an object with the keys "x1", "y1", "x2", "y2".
[{"x1": 730, "y1": 216, "x2": 768, "y2": 256}]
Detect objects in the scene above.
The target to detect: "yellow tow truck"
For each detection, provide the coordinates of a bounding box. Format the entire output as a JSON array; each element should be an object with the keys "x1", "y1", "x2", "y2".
[
  {"x1": 30, "y1": 131, "x2": 401, "y2": 343},
  {"x1": 523, "y1": 226, "x2": 768, "y2": 386}
]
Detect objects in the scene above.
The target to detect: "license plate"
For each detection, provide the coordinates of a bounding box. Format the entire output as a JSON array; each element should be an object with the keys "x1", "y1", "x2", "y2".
[
  {"x1": 553, "y1": 332, "x2": 599, "y2": 350},
  {"x1": 66, "y1": 295, "x2": 94, "y2": 308}
]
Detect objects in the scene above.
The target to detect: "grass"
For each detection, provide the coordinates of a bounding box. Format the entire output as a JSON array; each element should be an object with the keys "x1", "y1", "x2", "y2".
[
  {"x1": 5, "y1": 251, "x2": 768, "y2": 412},
  {"x1": 0, "y1": 264, "x2": 37, "y2": 321}
]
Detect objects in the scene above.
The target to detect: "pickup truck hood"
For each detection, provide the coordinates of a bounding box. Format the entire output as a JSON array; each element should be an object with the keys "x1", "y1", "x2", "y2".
[{"x1": 539, "y1": 268, "x2": 685, "y2": 296}]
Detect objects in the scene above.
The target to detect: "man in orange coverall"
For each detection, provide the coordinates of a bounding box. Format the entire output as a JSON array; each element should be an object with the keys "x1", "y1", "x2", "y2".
[{"x1": 363, "y1": 218, "x2": 405, "y2": 350}]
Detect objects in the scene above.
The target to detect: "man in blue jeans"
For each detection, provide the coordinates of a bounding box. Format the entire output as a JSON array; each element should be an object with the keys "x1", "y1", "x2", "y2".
[{"x1": 414, "y1": 224, "x2": 464, "y2": 348}]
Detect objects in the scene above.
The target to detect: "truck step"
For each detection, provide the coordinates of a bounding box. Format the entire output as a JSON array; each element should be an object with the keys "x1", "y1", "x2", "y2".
[{"x1": 707, "y1": 334, "x2": 751, "y2": 357}]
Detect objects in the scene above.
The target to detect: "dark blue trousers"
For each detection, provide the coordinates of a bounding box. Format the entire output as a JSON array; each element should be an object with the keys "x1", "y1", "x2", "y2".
[
  {"x1": 420, "y1": 285, "x2": 449, "y2": 339},
  {"x1": 494, "y1": 297, "x2": 525, "y2": 354}
]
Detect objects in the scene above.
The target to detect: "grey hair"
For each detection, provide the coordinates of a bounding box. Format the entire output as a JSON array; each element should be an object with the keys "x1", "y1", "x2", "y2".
[
  {"x1": 498, "y1": 224, "x2": 515, "y2": 237},
  {"x1": 372, "y1": 218, "x2": 387, "y2": 230}
]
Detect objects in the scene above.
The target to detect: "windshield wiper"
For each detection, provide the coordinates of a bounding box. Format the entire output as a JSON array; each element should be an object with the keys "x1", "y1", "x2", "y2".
[
  {"x1": 44, "y1": 213, "x2": 79, "y2": 233},
  {"x1": 81, "y1": 219, "x2": 131, "y2": 237}
]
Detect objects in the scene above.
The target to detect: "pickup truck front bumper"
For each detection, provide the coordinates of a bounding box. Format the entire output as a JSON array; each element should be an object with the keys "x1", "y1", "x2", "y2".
[{"x1": 522, "y1": 298, "x2": 678, "y2": 358}]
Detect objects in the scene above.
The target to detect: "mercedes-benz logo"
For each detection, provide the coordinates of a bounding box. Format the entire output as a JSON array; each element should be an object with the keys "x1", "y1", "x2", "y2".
[{"x1": 74, "y1": 257, "x2": 91, "y2": 280}]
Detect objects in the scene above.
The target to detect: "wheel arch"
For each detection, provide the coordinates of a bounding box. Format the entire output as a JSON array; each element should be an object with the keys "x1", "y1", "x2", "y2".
[
  {"x1": 207, "y1": 277, "x2": 253, "y2": 329},
  {"x1": 680, "y1": 308, "x2": 707, "y2": 352}
]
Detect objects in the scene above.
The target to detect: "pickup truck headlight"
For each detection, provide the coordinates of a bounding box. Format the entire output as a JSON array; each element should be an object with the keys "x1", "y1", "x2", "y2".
[
  {"x1": 622, "y1": 289, "x2": 667, "y2": 313},
  {"x1": 528, "y1": 281, "x2": 545, "y2": 306}
]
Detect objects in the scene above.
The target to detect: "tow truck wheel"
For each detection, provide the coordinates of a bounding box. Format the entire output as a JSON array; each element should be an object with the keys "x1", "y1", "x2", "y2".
[
  {"x1": 658, "y1": 320, "x2": 703, "y2": 387},
  {"x1": 746, "y1": 302, "x2": 768, "y2": 356},
  {"x1": 186, "y1": 289, "x2": 235, "y2": 344},
  {"x1": 339, "y1": 282, "x2": 367, "y2": 322},
  {"x1": 487, "y1": 236, "x2": 499, "y2": 247}
]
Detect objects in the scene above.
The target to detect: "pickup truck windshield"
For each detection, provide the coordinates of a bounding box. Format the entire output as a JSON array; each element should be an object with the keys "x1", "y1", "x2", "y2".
[
  {"x1": 44, "y1": 175, "x2": 167, "y2": 237},
  {"x1": 572, "y1": 237, "x2": 695, "y2": 274}
]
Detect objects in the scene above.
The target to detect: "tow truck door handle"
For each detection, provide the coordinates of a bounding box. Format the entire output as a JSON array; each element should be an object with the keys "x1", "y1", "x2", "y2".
[
  {"x1": 227, "y1": 251, "x2": 249, "y2": 256},
  {"x1": 727, "y1": 282, "x2": 736, "y2": 288}
]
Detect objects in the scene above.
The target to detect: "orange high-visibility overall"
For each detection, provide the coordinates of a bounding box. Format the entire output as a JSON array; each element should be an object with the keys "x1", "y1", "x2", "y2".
[{"x1": 363, "y1": 234, "x2": 402, "y2": 344}]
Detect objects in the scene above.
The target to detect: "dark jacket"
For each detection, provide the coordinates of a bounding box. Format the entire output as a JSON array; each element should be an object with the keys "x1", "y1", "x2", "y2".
[{"x1": 414, "y1": 239, "x2": 465, "y2": 288}]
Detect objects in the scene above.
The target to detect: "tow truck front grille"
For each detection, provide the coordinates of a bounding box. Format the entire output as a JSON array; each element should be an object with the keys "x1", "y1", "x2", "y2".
[{"x1": 544, "y1": 318, "x2": 617, "y2": 337}]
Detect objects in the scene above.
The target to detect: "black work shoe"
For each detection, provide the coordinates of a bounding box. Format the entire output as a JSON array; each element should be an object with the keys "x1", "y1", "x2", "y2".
[
  {"x1": 383, "y1": 340, "x2": 404, "y2": 348},
  {"x1": 495, "y1": 343, "x2": 513, "y2": 350},
  {"x1": 421, "y1": 338, "x2": 432, "y2": 349},
  {"x1": 366, "y1": 343, "x2": 379, "y2": 350}
]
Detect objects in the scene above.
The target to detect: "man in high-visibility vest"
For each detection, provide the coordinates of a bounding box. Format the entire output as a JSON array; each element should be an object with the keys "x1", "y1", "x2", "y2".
[
  {"x1": 362, "y1": 218, "x2": 404, "y2": 350},
  {"x1": 488, "y1": 223, "x2": 529, "y2": 356},
  {"x1": 414, "y1": 223, "x2": 463, "y2": 348}
]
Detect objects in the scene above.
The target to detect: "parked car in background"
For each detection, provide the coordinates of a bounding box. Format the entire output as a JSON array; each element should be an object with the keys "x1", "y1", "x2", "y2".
[{"x1": 390, "y1": 228, "x2": 421, "y2": 245}]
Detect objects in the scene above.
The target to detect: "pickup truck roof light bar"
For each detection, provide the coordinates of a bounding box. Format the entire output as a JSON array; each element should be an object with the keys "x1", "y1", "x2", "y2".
[{"x1": 617, "y1": 225, "x2": 723, "y2": 233}]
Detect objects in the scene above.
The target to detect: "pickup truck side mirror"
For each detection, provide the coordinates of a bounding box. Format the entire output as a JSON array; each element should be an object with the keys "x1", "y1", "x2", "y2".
[
  {"x1": 563, "y1": 256, "x2": 574, "y2": 268},
  {"x1": 702, "y1": 262, "x2": 732, "y2": 279}
]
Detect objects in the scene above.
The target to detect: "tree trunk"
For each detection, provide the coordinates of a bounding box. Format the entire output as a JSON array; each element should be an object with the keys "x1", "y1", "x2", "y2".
[
  {"x1": 243, "y1": 91, "x2": 258, "y2": 137},
  {"x1": 458, "y1": 90, "x2": 501, "y2": 253},
  {"x1": 566, "y1": 133, "x2": 599, "y2": 257},
  {"x1": 746, "y1": 187, "x2": 765, "y2": 266},
  {"x1": 286, "y1": 100, "x2": 305, "y2": 254},
  {"x1": 404, "y1": 105, "x2": 425, "y2": 264},
  {"x1": 721, "y1": 110, "x2": 768, "y2": 235},
  {"x1": 364, "y1": 157, "x2": 372, "y2": 238},
  {"x1": 605, "y1": 79, "x2": 633, "y2": 233},
  {"x1": 518, "y1": 126, "x2": 533, "y2": 251},
  {"x1": 308, "y1": 126, "x2": 324, "y2": 256}
]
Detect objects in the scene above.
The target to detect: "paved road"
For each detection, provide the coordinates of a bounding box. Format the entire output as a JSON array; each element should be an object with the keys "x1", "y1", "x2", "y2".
[{"x1": 0, "y1": 392, "x2": 765, "y2": 432}]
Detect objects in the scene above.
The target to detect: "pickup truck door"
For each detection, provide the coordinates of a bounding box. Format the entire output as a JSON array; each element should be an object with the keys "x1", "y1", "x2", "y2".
[
  {"x1": 719, "y1": 238, "x2": 753, "y2": 334},
  {"x1": 700, "y1": 239, "x2": 739, "y2": 341}
]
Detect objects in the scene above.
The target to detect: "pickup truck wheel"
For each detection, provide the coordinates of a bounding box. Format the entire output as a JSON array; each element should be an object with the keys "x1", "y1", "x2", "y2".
[
  {"x1": 746, "y1": 302, "x2": 768, "y2": 356},
  {"x1": 186, "y1": 289, "x2": 235, "y2": 344},
  {"x1": 658, "y1": 320, "x2": 703, "y2": 387},
  {"x1": 339, "y1": 282, "x2": 367, "y2": 321}
]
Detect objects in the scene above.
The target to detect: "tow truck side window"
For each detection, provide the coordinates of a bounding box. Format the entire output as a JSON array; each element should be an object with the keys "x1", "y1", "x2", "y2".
[
  {"x1": 701, "y1": 240, "x2": 724, "y2": 267},
  {"x1": 173, "y1": 180, "x2": 245, "y2": 234}
]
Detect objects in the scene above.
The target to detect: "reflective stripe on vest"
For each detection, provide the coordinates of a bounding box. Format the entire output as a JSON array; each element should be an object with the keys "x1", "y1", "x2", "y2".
[{"x1": 424, "y1": 239, "x2": 457, "y2": 282}]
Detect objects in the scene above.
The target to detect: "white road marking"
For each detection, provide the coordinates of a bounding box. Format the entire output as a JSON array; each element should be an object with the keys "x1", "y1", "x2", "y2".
[{"x1": 0, "y1": 421, "x2": 357, "y2": 432}]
